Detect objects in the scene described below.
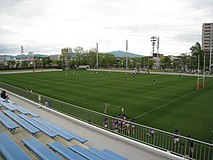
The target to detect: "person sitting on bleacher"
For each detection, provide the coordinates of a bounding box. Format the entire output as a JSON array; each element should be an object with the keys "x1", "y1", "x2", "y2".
[
  {"x1": 5, "y1": 94, "x2": 9, "y2": 103},
  {"x1": 1, "y1": 90, "x2": 6, "y2": 99}
]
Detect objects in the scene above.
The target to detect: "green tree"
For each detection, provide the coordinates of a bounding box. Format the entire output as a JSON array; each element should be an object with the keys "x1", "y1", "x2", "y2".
[
  {"x1": 73, "y1": 46, "x2": 84, "y2": 65},
  {"x1": 190, "y1": 42, "x2": 204, "y2": 70},
  {"x1": 178, "y1": 53, "x2": 190, "y2": 72},
  {"x1": 160, "y1": 56, "x2": 172, "y2": 69}
]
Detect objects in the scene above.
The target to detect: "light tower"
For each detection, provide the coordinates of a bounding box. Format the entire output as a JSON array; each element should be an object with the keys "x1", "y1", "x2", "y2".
[
  {"x1": 151, "y1": 36, "x2": 157, "y2": 69},
  {"x1": 151, "y1": 36, "x2": 157, "y2": 55},
  {"x1": 21, "y1": 45, "x2": 24, "y2": 55}
]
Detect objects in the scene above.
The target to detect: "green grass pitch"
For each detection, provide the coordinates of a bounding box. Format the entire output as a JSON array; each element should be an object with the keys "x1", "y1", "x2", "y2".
[{"x1": 0, "y1": 70, "x2": 212, "y2": 143}]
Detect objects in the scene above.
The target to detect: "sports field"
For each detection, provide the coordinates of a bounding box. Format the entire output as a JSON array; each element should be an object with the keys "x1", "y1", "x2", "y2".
[{"x1": 0, "y1": 70, "x2": 212, "y2": 143}]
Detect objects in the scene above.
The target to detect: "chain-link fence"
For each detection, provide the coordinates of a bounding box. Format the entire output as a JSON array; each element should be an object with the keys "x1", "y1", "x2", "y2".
[{"x1": 0, "y1": 82, "x2": 212, "y2": 160}]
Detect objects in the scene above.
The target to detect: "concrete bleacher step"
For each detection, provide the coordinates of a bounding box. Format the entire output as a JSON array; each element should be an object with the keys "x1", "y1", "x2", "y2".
[
  {"x1": 88, "y1": 147, "x2": 118, "y2": 160},
  {"x1": 0, "y1": 132, "x2": 31, "y2": 160},
  {"x1": 102, "y1": 149, "x2": 128, "y2": 160},
  {"x1": 22, "y1": 137, "x2": 62, "y2": 160},
  {"x1": 48, "y1": 141, "x2": 85, "y2": 160}
]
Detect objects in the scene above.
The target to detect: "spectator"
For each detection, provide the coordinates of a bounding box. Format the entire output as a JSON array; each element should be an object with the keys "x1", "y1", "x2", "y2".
[
  {"x1": 173, "y1": 130, "x2": 180, "y2": 145},
  {"x1": 147, "y1": 128, "x2": 155, "y2": 137},
  {"x1": 118, "y1": 114, "x2": 122, "y2": 131},
  {"x1": 188, "y1": 135, "x2": 194, "y2": 158},
  {"x1": 5, "y1": 94, "x2": 9, "y2": 103},
  {"x1": 131, "y1": 118, "x2": 136, "y2": 134},
  {"x1": 125, "y1": 117, "x2": 130, "y2": 134},
  {"x1": 103, "y1": 118, "x2": 108, "y2": 128},
  {"x1": 112, "y1": 116, "x2": 118, "y2": 131},
  {"x1": 45, "y1": 100, "x2": 48, "y2": 107},
  {"x1": 1, "y1": 90, "x2": 6, "y2": 99},
  {"x1": 48, "y1": 101, "x2": 52, "y2": 108}
]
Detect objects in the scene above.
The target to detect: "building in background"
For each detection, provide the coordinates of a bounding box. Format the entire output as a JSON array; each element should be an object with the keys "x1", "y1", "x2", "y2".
[
  {"x1": 202, "y1": 23, "x2": 213, "y2": 71},
  {"x1": 49, "y1": 54, "x2": 61, "y2": 61}
]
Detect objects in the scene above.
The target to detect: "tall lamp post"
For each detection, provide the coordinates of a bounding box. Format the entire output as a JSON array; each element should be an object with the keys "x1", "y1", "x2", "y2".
[
  {"x1": 40, "y1": 58, "x2": 43, "y2": 72},
  {"x1": 96, "y1": 43, "x2": 98, "y2": 68},
  {"x1": 126, "y1": 40, "x2": 128, "y2": 69},
  {"x1": 33, "y1": 59, "x2": 36, "y2": 72}
]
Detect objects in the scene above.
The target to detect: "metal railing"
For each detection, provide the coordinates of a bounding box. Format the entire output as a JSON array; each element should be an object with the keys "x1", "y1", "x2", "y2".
[{"x1": 0, "y1": 82, "x2": 212, "y2": 160}]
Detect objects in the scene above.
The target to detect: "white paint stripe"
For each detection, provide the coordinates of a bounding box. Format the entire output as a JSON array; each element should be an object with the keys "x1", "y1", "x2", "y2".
[
  {"x1": 71, "y1": 95, "x2": 86, "y2": 100},
  {"x1": 135, "y1": 90, "x2": 198, "y2": 119}
]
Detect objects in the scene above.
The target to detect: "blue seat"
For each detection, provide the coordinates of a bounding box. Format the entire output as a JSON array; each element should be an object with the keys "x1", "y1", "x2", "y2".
[
  {"x1": 60, "y1": 128, "x2": 87, "y2": 143},
  {"x1": 0, "y1": 111, "x2": 20, "y2": 133},
  {"x1": 19, "y1": 114, "x2": 58, "y2": 138},
  {"x1": 102, "y1": 149, "x2": 128, "y2": 160},
  {"x1": 3, "y1": 110, "x2": 40, "y2": 135},
  {"x1": 22, "y1": 138, "x2": 62, "y2": 160},
  {"x1": 33, "y1": 118, "x2": 87, "y2": 143},
  {"x1": 33, "y1": 118, "x2": 75, "y2": 141},
  {"x1": 15, "y1": 105, "x2": 39, "y2": 117},
  {"x1": 88, "y1": 148, "x2": 117, "y2": 160},
  {"x1": 48, "y1": 141, "x2": 85, "y2": 160},
  {"x1": 0, "y1": 97, "x2": 15, "y2": 104},
  {"x1": 0, "y1": 132, "x2": 31, "y2": 160},
  {"x1": 69, "y1": 145, "x2": 103, "y2": 160},
  {"x1": 0, "y1": 102, "x2": 16, "y2": 111}
]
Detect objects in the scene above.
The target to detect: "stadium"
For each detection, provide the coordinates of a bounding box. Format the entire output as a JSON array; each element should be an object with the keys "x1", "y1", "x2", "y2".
[{"x1": 0, "y1": 69, "x2": 212, "y2": 160}]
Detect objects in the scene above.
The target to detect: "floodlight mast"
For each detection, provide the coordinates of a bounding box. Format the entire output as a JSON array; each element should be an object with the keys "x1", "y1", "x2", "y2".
[{"x1": 151, "y1": 36, "x2": 157, "y2": 69}]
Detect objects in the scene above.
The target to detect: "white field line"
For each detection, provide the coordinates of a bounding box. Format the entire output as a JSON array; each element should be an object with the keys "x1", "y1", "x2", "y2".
[
  {"x1": 110, "y1": 104, "x2": 122, "y2": 108},
  {"x1": 71, "y1": 95, "x2": 86, "y2": 100},
  {"x1": 135, "y1": 90, "x2": 198, "y2": 119}
]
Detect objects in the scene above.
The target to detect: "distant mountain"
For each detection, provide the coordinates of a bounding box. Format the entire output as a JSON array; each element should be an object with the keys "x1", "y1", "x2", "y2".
[
  {"x1": 15, "y1": 54, "x2": 48, "y2": 59},
  {"x1": 33, "y1": 54, "x2": 48, "y2": 58},
  {"x1": 108, "y1": 51, "x2": 143, "y2": 58}
]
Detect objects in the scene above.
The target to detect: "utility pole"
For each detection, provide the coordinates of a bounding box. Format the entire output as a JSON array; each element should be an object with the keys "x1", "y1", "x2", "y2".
[
  {"x1": 210, "y1": 27, "x2": 212, "y2": 71},
  {"x1": 96, "y1": 43, "x2": 98, "y2": 68},
  {"x1": 204, "y1": 54, "x2": 206, "y2": 74},
  {"x1": 126, "y1": 40, "x2": 128, "y2": 69},
  {"x1": 157, "y1": 37, "x2": 160, "y2": 69}
]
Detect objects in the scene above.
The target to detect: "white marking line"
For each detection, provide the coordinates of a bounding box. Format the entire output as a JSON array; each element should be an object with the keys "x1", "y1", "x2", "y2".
[
  {"x1": 135, "y1": 90, "x2": 197, "y2": 119},
  {"x1": 71, "y1": 95, "x2": 86, "y2": 100},
  {"x1": 110, "y1": 104, "x2": 122, "y2": 108}
]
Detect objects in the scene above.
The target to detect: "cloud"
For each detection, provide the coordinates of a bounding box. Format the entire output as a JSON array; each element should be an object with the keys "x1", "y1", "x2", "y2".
[{"x1": 0, "y1": 0, "x2": 213, "y2": 56}]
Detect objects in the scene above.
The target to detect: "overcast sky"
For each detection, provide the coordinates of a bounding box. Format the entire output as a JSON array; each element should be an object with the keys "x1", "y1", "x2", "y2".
[{"x1": 0, "y1": 0, "x2": 213, "y2": 56}]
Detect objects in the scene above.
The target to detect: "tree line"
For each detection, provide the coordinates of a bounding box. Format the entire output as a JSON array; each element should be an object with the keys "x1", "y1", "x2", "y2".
[{"x1": 1, "y1": 42, "x2": 211, "y2": 73}]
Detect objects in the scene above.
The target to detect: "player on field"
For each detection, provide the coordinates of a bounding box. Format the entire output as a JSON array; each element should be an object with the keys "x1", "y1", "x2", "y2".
[{"x1": 104, "y1": 102, "x2": 109, "y2": 113}]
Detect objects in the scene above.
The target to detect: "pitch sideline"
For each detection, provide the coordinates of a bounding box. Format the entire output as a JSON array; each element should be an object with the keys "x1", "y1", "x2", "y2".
[{"x1": 135, "y1": 89, "x2": 198, "y2": 119}]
